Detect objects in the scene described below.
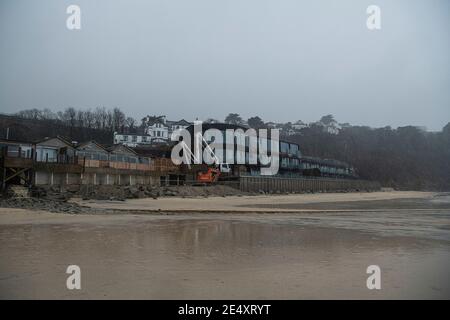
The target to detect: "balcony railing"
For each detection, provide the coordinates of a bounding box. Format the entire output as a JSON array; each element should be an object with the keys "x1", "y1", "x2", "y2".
[{"x1": 78, "y1": 157, "x2": 177, "y2": 172}]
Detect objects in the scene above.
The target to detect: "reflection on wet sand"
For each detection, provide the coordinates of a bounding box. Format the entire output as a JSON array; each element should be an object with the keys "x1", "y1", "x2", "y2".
[{"x1": 1, "y1": 209, "x2": 449, "y2": 299}]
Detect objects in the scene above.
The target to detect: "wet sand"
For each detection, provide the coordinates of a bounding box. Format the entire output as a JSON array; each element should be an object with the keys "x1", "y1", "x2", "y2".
[
  {"x1": 1, "y1": 192, "x2": 449, "y2": 299},
  {"x1": 71, "y1": 191, "x2": 441, "y2": 213}
]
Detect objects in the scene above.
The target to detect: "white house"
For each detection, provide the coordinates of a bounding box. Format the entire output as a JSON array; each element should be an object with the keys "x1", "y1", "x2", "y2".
[
  {"x1": 144, "y1": 116, "x2": 169, "y2": 140},
  {"x1": 142, "y1": 116, "x2": 192, "y2": 140},
  {"x1": 292, "y1": 120, "x2": 308, "y2": 130},
  {"x1": 113, "y1": 116, "x2": 192, "y2": 147},
  {"x1": 167, "y1": 119, "x2": 192, "y2": 134}
]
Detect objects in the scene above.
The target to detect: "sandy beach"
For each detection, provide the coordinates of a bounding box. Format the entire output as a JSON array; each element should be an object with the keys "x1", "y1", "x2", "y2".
[
  {"x1": 70, "y1": 191, "x2": 444, "y2": 213},
  {"x1": 1, "y1": 191, "x2": 449, "y2": 299}
]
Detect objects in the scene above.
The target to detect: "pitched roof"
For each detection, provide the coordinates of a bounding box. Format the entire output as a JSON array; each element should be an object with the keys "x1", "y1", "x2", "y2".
[
  {"x1": 108, "y1": 144, "x2": 138, "y2": 155},
  {"x1": 76, "y1": 140, "x2": 109, "y2": 152},
  {"x1": 171, "y1": 119, "x2": 192, "y2": 126},
  {"x1": 144, "y1": 115, "x2": 166, "y2": 126},
  {"x1": 36, "y1": 135, "x2": 75, "y2": 148}
]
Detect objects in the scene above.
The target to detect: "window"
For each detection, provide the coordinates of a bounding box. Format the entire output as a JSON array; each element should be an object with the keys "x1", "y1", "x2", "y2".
[
  {"x1": 123, "y1": 135, "x2": 128, "y2": 141},
  {"x1": 132, "y1": 136, "x2": 137, "y2": 142},
  {"x1": 290, "y1": 144, "x2": 299, "y2": 153}
]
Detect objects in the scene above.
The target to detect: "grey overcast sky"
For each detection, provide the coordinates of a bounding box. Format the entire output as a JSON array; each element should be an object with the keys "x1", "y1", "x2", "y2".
[{"x1": 0, "y1": 0, "x2": 449, "y2": 130}]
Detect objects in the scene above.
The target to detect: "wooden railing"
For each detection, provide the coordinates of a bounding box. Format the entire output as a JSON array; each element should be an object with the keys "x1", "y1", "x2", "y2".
[
  {"x1": 151, "y1": 158, "x2": 178, "y2": 172},
  {"x1": 79, "y1": 157, "x2": 178, "y2": 172}
]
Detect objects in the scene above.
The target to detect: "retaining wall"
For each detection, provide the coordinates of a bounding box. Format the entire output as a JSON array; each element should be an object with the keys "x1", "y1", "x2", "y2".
[{"x1": 239, "y1": 175, "x2": 380, "y2": 193}]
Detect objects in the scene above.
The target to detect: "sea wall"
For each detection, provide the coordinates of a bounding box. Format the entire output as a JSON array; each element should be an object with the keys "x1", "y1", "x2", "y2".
[{"x1": 239, "y1": 175, "x2": 380, "y2": 193}]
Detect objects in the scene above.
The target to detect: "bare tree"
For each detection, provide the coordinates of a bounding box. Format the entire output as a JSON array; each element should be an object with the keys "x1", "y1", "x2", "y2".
[
  {"x1": 76, "y1": 110, "x2": 85, "y2": 127},
  {"x1": 41, "y1": 108, "x2": 56, "y2": 120},
  {"x1": 126, "y1": 117, "x2": 137, "y2": 130},
  {"x1": 112, "y1": 108, "x2": 126, "y2": 131},
  {"x1": 64, "y1": 107, "x2": 77, "y2": 129},
  {"x1": 84, "y1": 109, "x2": 94, "y2": 129},
  {"x1": 93, "y1": 107, "x2": 108, "y2": 129},
  {"x1": 106, "y1": 109, "x2": 114, "y2": 131},
  {"x1": 15, "y1": 108, "x2": 42, "y2": 120}
]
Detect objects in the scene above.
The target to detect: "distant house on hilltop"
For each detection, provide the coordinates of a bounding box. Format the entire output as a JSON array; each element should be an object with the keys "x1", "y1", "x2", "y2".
[
  {"x1": 114, "y1": 115, "x2": 192, "y2": 147},
  {"x1": 113, "y1": 132, "x2": 152, "y2": 147},
  {"x1": 317, "y1": 120, "x2": 341, "y2": 135},
  {"x1": 168, "y1": 119, "x2": 191, "y2": 132},
  {"x1": 143, "y1": 115, "x2": 192, "y2": 142},
  {"x1": 143, "y1": 115, "x2": 169, "y2": 140},
  {"x1": 292, "y1": 120, "x2": 308, "y2": 130}
]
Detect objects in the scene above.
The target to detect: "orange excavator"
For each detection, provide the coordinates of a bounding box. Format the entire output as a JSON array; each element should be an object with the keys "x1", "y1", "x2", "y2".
[
  {"x1": 196, "y1": 167, "x2": 221, "y2": 183},
  {"x1": 180, "y1": 134, "x2": 232, "y2": 184},
  {"x1": 196, "y1": 163, "x2": 231, "y2": 183}
]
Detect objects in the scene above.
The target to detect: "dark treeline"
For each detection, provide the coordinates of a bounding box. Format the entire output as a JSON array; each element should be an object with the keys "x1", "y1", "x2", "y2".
[
  {"x1": 0, "y1": 107, "x2": 138, "y2": 144},
  {"x1": 1, "y1": 108, "x2": 449, "y2": 190},
  {"x1": 14, "y1": 107, "x2": 137, "y2": 133},
  {"x1": 290, "y1": 123, "x2": 450, "y2": 190}
]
